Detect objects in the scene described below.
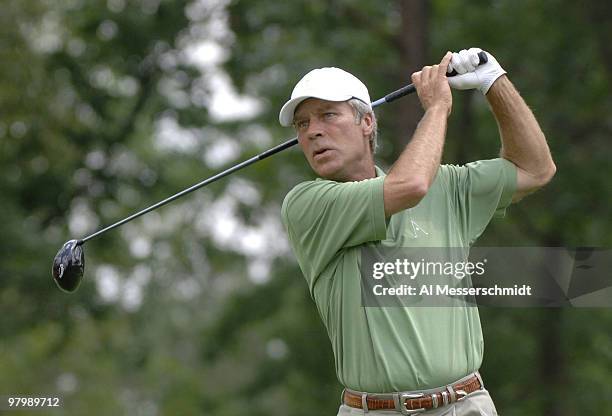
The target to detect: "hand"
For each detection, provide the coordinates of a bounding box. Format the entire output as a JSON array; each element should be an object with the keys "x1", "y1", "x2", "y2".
[
  {"x1": 447, "y1": 48, "x2": 506, "y2": 94},
  {"x1": 411, "y1": 52, "x2": 453, "y2": 115}
]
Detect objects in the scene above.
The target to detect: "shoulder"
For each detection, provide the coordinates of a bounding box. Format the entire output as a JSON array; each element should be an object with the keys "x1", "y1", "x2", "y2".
[
  {"x1": 282, "y1": 179, "x2": 329, "y2": 211},
  {"x1": 431, "y1": 160, "x2": 516, "y2": 199},
  {"x1": 434, "y1": 159, "x2": 517, "y2": 208},
  {"x1": 282, "y1": 176, "x2": 381, "y2": 209},
  {"x1": 281, "y1": 179, "x2": 330, "y2": 226},
  {"x1": 281, "y1": 176, "x2": 384, "y2": 225},
  {"x1": 431, "y1": 164, "x2": 461, "y2": 191},
  {"x1": 436, "y1": 159, "x2": 516, "y2": 181}
]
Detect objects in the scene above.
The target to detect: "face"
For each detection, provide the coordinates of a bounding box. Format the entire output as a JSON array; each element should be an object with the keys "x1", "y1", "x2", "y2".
[{"x1": 293, "y1": 98, "x2": 374, "y2": 182}]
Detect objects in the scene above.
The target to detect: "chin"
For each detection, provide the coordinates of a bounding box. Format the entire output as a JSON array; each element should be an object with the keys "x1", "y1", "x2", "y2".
[
  {"x1": 314, "y1": 163, "x2": 344, "y2": 181},
  {"x1": 309, "y1": 153, "x2": 347, "y2": 180}
]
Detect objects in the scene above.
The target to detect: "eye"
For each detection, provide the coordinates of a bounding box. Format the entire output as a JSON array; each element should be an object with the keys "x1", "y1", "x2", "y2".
[
  {"x1": 294, "y1": 120, "x2": 309, "y2": 131},
  {"x1": 323, "y1": 112, "x2": 337, "y2": 119}
]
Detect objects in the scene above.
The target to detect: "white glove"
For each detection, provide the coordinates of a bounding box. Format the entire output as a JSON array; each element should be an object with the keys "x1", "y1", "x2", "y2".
[{"x1": 447, "y1": 48, "x2": 506, "y2": 94}]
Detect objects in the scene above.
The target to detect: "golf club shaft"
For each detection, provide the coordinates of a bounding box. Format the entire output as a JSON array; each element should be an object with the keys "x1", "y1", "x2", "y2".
[
  {"x1": 371, "y1": 52, "x2": 488, "y2": 107},
  {"x1": 79, "y1": 82, "x2": 421, "y2": 245},
  {"x1": 79, "y1": 142, "x2": 294, "y2": 244}
]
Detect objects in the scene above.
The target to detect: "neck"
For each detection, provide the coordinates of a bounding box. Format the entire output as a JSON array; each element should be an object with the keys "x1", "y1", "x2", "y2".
[{"x1": 329, "y1": 159, "x2": 376, "y2": 182}]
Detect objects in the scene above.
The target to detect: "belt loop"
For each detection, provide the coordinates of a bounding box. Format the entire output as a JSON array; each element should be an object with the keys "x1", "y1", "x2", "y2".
[
  {"x1": 393, "y1": 393, "x2": 401, "y2": 411},
  {"x1": 393, "y1": 393, "x2": 402, "y2": 412},
  {"x1": 475, "y1": 372, "x2": 484, "y2": 389},
  {"x1": 441, "y1": 390, "x2": 449, "y2": 406},
  {"x1": 431, "y1": 393, "x2": 439, "y2": 409},
  {"x1": 447, "y1": 385, "x2": 457, "y2": 403},
  {"x1": 341, "y1": 388, "x2": 346, "y2": 405},
  {"x1": 361, "y1": 393, "x2": 369, "y2": 413}
]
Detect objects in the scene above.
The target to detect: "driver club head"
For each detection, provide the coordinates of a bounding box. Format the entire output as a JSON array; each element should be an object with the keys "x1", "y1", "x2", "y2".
[{"x1": 52, "y1": 239, "x2": 85, "y2": 293}]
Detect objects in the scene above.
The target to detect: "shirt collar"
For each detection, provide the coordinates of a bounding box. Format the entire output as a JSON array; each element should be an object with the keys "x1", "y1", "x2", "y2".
[
  {"x1": 374, "y1": 165, "x2": 387, "y2": 178},
  {"x1": 314, "y1": 165, "x2": 387, "y2": 181}
]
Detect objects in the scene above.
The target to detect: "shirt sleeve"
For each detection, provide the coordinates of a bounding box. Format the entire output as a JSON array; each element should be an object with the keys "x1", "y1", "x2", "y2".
[
  {"x1": 440, "y1": 158, "x2": 517, "y2": 245},
  {"x1": 281, "y1": 176, "x2": 387, "y2": 282}
]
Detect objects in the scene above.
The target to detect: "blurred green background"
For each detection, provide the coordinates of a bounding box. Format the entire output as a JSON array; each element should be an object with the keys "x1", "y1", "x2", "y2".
[{"x1": 1, "y1": 0, "x2": 611, "y2": 415}]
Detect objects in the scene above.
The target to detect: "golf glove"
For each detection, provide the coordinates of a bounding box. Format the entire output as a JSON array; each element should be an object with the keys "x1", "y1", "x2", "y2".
[{"x1": 447, "y1": 48, "x2": 506, "y2": 94}]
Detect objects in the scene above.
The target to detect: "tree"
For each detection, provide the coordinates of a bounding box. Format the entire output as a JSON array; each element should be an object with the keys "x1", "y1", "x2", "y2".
[{"x1": 1, "y1": 0, "x2": 610, "y2": 414}]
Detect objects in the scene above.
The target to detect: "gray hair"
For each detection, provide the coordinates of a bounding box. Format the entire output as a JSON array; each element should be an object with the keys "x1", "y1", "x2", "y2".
[{"x1": 348, "y1": 98, "x2": 378, "y2": 154}]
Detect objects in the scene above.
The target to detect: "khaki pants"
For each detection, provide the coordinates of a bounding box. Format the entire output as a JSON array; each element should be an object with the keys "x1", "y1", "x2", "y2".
[{"x1": 337, "y1": 389, "x2": 498, "y2": 416}]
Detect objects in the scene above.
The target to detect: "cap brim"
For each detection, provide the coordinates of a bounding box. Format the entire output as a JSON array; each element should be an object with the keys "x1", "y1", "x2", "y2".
[
  {"x1": 278, "y1": 96, "x2": 308, "y2": 127},
  {"x1": 278, "y1": 93, "x2": 354, "y2": 127}
]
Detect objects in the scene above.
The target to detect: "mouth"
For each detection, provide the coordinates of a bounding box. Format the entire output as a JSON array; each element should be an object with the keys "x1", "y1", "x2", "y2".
[{"x1": 313, "y1": 148, "x2": 333, "y2": 159}]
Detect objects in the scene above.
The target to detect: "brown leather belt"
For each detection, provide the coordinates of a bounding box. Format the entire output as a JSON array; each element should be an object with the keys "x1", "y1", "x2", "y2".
[{"x1": 343, "y1": 372, "x2": 483, "y2": 414}]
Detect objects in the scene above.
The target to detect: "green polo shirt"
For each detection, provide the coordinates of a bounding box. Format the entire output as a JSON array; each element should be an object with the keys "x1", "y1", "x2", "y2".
[{"x1": 281, "y1": 158, "x2": 516, "y2": 393}]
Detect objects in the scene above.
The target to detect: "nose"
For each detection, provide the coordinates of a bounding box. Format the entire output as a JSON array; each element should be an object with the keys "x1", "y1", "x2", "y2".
[{"x1": 305, "y1": 117, "x2": 325, "y2": 140}]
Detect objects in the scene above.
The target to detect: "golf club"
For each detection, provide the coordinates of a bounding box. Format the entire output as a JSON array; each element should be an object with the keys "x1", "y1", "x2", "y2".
[{"x1": 52, "y1": 52, "x2": 488, "y2": 292}]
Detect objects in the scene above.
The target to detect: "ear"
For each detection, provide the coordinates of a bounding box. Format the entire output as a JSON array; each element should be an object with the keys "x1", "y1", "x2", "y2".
[{"x1": 361, "y1": 112, "x2": 374, "y2": 138}]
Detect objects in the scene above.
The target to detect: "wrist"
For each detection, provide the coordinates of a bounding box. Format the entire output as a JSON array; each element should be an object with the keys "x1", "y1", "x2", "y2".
[
  {"x1": 484, "y1": 74, "x2": 510, "y2": 96},
  {"x1": 425, "y1": 104, "x2": 451, "y2": 117},
  {"x1": 480, "y1": 69, "x2": 507, "y2": 95}
]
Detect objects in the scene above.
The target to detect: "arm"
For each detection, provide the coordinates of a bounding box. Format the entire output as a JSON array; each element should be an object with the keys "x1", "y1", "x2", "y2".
[
  {"x1": 486, "y1": 76, "x2": 556, "y2": 202},
  {"x1": 282, "y1": 178, "x2": 387, "y2": 279},
  {"x1": 383, "y1": 52, "x2": 453, "y2": 217}
]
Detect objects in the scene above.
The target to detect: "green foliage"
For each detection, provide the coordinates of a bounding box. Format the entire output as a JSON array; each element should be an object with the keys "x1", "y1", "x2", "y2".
[{"x1": 0, "y1": 0, "x2": 610, "y2": 415}]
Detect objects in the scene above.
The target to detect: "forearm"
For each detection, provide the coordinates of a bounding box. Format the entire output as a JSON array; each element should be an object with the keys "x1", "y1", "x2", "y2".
[
  {"x1": 487, "y1": 76, "x2": 555, "y2": 178},
  {"x1": 383, "y1": 105, "x2": 448, "y2": 215}
]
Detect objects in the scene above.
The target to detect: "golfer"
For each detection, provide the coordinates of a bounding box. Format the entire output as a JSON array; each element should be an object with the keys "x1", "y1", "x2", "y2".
[{"x1": 280, "y1": 48, "x2": 555, "y2": 415}]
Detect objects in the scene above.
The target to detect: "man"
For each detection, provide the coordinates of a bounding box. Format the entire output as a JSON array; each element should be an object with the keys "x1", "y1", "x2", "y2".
[{"x1": 279, "y1": 48, "x2": 556, "y2": 415}]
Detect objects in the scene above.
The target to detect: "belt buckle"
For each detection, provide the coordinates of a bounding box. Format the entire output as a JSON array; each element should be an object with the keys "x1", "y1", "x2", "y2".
[
  {"x1": 399, "y1": 393, "x2": 425, "y2": 415},
  {"x1": 455, "y1": 389, "x2": 468, "y2": 401}
]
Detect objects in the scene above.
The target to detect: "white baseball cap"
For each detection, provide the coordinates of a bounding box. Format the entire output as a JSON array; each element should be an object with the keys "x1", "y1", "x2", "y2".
[{"x1": 278, "y1": 67, "x2": 371, "y2": 127}]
